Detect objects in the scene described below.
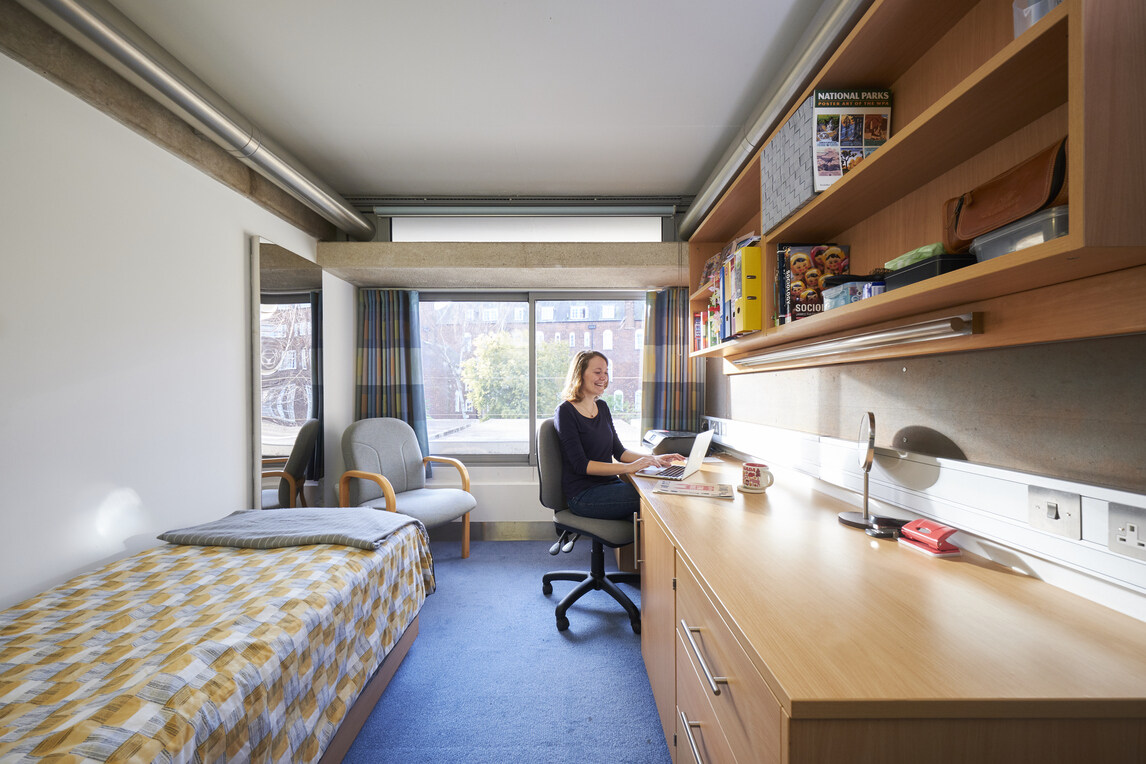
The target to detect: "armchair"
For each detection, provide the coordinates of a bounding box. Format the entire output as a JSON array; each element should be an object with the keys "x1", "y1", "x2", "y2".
[
  {"x1": 261, "y1": 418, "x2": 320, "y2": 509},
  {"x1": 339, "y1": 417, "x2": 475, "y2": 558}
]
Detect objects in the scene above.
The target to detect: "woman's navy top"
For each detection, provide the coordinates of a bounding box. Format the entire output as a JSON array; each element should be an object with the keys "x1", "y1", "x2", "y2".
[{"x1": 554, "y1": 399, "x2": 627, "y2": 502}]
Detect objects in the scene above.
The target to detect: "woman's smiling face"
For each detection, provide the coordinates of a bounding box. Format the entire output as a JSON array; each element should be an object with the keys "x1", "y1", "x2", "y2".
[{"x1": 582, "y1": 355, "x2": 609, "y2": 398}]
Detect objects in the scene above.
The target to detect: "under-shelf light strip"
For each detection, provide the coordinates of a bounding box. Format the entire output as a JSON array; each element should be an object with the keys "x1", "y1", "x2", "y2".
[{"x1": 734, "y1": 313, "x2": 979, "y2": 367}]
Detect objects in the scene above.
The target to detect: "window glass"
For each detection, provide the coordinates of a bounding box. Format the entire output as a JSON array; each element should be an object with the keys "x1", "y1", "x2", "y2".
[
  {"x1": 418, "y1": 294, "x2": 645, "y2": 458},
  {"x1": 260, "y1": 301, "x2": 313, "y2": 458},
  {"x1": 420, "y1": 300, "x2": 530, "y2": 455},
  {"x1": 535, "y1": 298, "x2": 644, "y2": 447},
  {"x1": 392, "y1": 216, "x2": 661, "y2": 242}
]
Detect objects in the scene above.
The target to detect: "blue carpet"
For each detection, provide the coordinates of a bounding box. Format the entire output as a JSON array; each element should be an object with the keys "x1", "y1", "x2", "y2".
[{"x1": 344, "y1": 540, "x2": 672, "y2": 763}]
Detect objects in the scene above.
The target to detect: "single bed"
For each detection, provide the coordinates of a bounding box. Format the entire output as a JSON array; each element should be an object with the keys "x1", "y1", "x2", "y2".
[{"x1": 0, "y1": 508, "x2": 434, "y2": 763}]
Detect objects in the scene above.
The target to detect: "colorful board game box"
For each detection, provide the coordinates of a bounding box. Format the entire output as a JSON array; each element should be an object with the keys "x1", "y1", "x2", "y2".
[{"x1": 778, "y1": 244, "x2": 851, "y2": 321}]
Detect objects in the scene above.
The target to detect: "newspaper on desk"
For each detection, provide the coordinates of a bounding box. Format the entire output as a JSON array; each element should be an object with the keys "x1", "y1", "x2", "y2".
[{"x1": 653, "y1": 481, "x2": 735, "y2": 499}]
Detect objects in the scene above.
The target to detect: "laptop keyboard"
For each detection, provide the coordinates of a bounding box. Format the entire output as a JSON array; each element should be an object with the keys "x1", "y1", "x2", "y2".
[{"x1": 658, "y1": 465, "x2": 685, "y2": 479}]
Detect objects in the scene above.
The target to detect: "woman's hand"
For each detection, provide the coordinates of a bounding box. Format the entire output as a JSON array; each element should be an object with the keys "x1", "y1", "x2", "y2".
[
  {"x1": 622, "y1": 456, "x2": 660, "y2": 474},
  {"x1": 651, "y1": 453, "x2": 684, "y2": 468}
]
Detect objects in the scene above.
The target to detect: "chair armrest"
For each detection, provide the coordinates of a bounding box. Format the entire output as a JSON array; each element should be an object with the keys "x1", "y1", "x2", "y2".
[
  {"x1": 423, "y1": 455, "x2": 471, "y2": 492},
  {"x1": 261, "y1": 471, "x2": 301, "y2": 508},
  {"x1": 339, "y1": 470, "x2": 398, "y2": 511}
]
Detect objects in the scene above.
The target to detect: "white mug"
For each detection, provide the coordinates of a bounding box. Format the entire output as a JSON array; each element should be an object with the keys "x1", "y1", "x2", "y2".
[{"x1": 742, "y1": 462, "x2": 774, "y2": 491}]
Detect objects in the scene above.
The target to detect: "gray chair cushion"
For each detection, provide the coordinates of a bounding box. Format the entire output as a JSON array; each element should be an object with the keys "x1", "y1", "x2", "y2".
[
  {"x1": 360, "y1": 487, "x2": 476, "y2": 528},
  {"x1": 552, "y1": 509, "x2": 634, "y2": 548},
  {"x1": 342, "y1": 418, "x2": 427, "y2": 505},
  {"x1": 537, "y1": 418, "x2": 568, "y2": 511}
]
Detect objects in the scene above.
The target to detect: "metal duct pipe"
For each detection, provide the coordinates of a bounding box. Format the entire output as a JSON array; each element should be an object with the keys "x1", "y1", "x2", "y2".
[
  {"x1": 17, "y1": 0, "x2": 376, "y2": 241},
  {"x1": 679, "y1": 0, "x2": 871, "y2": 241}
]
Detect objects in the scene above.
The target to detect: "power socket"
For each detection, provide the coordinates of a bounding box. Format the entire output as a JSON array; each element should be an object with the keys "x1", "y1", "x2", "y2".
[
  {"x1": 1108, "y1": 503, "x2": 1146, "y2": 562},
  {"x1": 1028, "y1": 486, "x2": 1081, "y2": 539}
]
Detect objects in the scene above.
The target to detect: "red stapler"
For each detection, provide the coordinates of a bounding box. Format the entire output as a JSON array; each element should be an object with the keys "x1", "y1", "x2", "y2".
[{"x1": 898, "y1": 519, "x2": 961, "y2": 558}]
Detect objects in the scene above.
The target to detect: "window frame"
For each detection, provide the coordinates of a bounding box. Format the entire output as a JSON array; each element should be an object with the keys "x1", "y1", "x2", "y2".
[{"x1": 418, "y1": 290, "x2": 647, "y2": 465}]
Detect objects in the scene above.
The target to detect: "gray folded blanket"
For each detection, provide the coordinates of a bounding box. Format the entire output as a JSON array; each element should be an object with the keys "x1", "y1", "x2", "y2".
[{"x1": 158, "y1": 507, "x2": 423, "y2": 550}]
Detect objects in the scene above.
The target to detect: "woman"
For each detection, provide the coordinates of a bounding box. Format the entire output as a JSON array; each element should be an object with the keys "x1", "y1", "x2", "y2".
[{"x1": 554, "y1": 350, "x2": 681, "y2": 520}]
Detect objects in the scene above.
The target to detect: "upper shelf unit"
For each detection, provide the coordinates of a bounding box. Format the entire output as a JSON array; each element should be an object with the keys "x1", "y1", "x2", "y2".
[{"x1": 687, "y1": 0, "x2": 1146, "y2": 370}]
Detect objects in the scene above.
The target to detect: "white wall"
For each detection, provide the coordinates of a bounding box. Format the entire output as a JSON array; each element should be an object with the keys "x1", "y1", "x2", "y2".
[
  {"x1": 0, "y1": 54, "x2": 316, "y2": 608},
  {"x1": 320, "y1": 271, "x2": 357, "y2": 506}
]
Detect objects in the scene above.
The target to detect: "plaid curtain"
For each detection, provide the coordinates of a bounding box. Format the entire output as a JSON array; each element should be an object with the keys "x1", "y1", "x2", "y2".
[
  {"x1": 641, "y1": 287, "x2": 705, "y2": 433},
  {"x1": 307, "y1": 290, "x2": 324, "y2": 480},
  {"x1": 355, "y1": 289, "x2": 431, "y2": 467}
]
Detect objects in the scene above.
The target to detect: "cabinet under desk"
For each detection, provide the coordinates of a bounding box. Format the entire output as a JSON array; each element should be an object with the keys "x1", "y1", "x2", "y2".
[{"x1": 634, "y1": 457, "x2": 1146, "y2": 764}]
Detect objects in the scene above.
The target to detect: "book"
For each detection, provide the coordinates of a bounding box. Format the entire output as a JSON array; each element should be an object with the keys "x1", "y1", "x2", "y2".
[
  {"x1": 777, "y1": 243, "x2": 850, "y2": 321},
  {"x1": 652, "y1": 481, "x2": 735, "y2": 499},
  {"x1": 813, "y1": 89, "x2": 891, "y2": 192}
]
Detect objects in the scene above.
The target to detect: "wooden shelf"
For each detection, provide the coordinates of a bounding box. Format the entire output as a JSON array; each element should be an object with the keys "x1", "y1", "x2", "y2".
[
  {"x1": 769, "y1": 6, "x2": 1068, "y2": 245},
  {"x1": 687, "y1": 0, "x2": 1146, "y2": 369}
]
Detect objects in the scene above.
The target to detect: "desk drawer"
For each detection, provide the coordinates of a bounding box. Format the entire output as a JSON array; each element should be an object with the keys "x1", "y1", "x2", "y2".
[
  {"x1": 676, "y1": 557, "x2": 783, "y2": 764},
  {"x1": 677, "y1": 629, "x2": 735, "y2": 764}
]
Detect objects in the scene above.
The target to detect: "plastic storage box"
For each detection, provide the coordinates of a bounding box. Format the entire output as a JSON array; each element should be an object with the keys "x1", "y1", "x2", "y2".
[
  {"x1": 884, "y1": 254, "x2": 977, "y2": 290},
  {"x1": 822, "y1": 282, "x2": 866, "y2": 310},
  {"x1": 969, "y1": 205, "x2": 1069, "y2": 262},
  {"x1": 1014, "y1": 0, "x2": 1063, "y2": 37}
]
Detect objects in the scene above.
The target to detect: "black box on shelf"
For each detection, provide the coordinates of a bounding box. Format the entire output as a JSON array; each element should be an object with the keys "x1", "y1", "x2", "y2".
[{"x1": 884, "y1": 253, "x2": 977, "y2": 290}]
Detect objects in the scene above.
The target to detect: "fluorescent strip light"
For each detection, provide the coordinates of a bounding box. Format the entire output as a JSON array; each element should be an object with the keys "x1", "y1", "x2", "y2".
[
  {"x1": 373, "y1": 205, "x2": 676, "y2": 217},
  {"x1": 733, "y1": 313, "x2": 980, "y2": 368}
]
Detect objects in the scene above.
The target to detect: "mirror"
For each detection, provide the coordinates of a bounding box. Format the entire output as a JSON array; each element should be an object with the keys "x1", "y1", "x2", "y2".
[
  {"x1": 857, "y1": 411, "x2": 875, "y2": 471},
  {"x1": 250, "y1": 237, "x2": 324, "y2": 508}
]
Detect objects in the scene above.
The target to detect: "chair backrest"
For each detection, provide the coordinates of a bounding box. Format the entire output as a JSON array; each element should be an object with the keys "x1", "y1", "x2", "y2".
[
  {"x1": 342, "y1": 418, "x2": 426, "y2": 505},
  {"x1": 537, "y1": 418, "x2": 567, "y2": 512},
  {"x1": 278, "y1": 418, "x2": 320, "y2": 507}
]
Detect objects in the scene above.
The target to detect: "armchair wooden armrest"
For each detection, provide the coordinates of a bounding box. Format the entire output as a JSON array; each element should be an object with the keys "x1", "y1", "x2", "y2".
[
  {"x1": 422, "y1": 455, "x2": 471, "y2": 492},
  {"x1": 339, "y1": 470, "x2": 398, "y2": 511},
  {"x1": 261, "y1": 471, "x2": 303, "y2": 508}
]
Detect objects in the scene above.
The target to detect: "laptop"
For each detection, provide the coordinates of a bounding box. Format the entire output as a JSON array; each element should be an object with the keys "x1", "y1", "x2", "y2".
[{"x1": 634, "y1": 429, "x2": 715, "y2": 481}]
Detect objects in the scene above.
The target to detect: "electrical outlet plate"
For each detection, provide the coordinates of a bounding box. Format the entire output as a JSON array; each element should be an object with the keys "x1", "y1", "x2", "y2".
[
  {"x1": 1108, "y1": 503, "x2": 1146, "y2": 561},
  {"x1": 1028, "y1": 486, "x2": 1081, "y2": 539}
]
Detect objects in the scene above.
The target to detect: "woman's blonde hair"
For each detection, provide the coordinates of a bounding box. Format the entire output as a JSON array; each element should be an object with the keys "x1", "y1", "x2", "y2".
[{"x1": 562, "y1": 350, "x2": 608, "y2": 402}]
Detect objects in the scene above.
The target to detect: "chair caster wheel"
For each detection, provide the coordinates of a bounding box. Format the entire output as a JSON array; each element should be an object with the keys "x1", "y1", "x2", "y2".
[
  {"x1": 631, "y1": 619, "x2": 641, "y2": 634},
  {"x1": 556, "y1": 616, "x2": 569, "y2": 631},
  {"x1": 542, "y1": 582, "x2": 552, "y2": 595}
]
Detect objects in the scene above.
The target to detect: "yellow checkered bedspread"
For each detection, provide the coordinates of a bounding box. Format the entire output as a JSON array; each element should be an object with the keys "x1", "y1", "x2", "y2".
[{"x1": 0, "y1": 523, "x2": 434, "y2": 763}]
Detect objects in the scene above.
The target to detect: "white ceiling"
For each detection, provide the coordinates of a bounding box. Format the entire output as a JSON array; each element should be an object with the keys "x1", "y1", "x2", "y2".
[{"x1": 108, "y1": 0, "x2": 825, "y2": 201}]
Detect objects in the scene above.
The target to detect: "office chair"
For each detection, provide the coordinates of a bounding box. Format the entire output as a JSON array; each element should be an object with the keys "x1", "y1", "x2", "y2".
[
  {"x1": 537, "y1": 418, "x2": 641, "y2": 633},
  {"x1": 339, "y1": 417, "x2": 475, "y2": 558},
  {"x1": 261, "y1": 418, "x2": 320, "y2": 508}
]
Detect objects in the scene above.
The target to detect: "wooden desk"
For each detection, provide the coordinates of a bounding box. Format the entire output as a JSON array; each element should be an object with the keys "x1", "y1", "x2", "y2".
[{"x1": 634, "y1": 457, "x2": 1146, "y2": 764}]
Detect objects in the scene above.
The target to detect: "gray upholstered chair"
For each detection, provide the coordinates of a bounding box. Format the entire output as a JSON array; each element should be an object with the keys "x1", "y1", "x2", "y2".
[
  {"x1": 261, "y1": 418, "x2": 321, "y2": 509},
  {"x1": 339, "y1": 417, "x2": 475, "y2": 558},
  {"x1": 537, "y1": 418, "x2": 641, "y2": 633}
]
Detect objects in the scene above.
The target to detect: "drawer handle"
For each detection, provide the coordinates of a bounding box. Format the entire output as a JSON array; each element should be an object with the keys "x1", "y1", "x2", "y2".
[
  {"x1": 681, "y1": 619, "x2": 728, "y2": 696},
  {"x1": 678, "y1": 709, "x2": 705, "y2": 764},
  {"x1": 634, "y1": 514, "x2": 643, "y2": 564}
]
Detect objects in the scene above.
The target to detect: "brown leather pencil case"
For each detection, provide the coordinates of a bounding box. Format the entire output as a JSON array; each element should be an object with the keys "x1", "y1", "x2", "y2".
[{"x1": 943, "y1": 137, "x2": 1068, "y2": 253}]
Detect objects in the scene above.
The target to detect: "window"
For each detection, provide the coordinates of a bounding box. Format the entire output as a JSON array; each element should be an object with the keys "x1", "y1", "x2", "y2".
[
  {"x1": 392, "y1": 216, "x2": 662, "y2": 243},
  {"x1": 603, "y1": 329, "x2": 614, "y2": 350},
  {"x1": 569, "y1": 305, "x2": 588, "y2": 320},
  {"x1": 418, "y1": 293, "x2": 646, "y2": 460},
  {"x1": 259, "y1": 297, "x2": 315, "y2": 459}
]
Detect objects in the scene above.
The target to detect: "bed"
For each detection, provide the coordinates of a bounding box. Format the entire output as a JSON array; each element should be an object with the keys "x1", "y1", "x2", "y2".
[{"x1": 0, "y1": 508, "x2": 435, "y2": 763}]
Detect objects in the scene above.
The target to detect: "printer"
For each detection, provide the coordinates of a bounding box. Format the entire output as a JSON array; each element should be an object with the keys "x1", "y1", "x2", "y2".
[{"x1": 642, "y1": 429, "x2": 701, "y2": 455}]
